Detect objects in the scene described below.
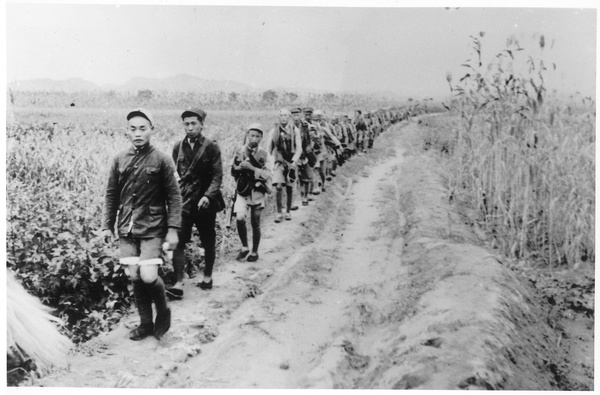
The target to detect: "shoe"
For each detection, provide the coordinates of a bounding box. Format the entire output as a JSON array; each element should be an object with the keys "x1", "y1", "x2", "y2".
[
  {"x1": 326, "y1": 176, "x2": 332, "y2": 181},
  {"x1": 284, "y1": 213, "x2": 292, "y2": 221},
  {"x1": 247, "y1": 253, "x2": 259, "y2": 262},
  {"x1": 308, "y1": 196, "x2": 315, "y2": 201},
  {"x1": 236, "y1": 249, "x2": 250, "y2": 261},
  {"x1": 153, "y1": 308, "x2": 171, "y2": 340},
  {"x1": 129, "y1": 323, "x2": 154, "y2": 341},
  {"x1": 322, "y1": 186, "x2": 326, "y2": 192},
  {"x1": 166, "y1": 288, "x2": 183, "y2": 301},
  {"x1": 302, "y1": 200, "x2": 309, "y2": 206},
  {"x1": 290, "y1": 205, "x2": 299, "y2": 211},
  {"x1": 198, "y1": 280, "x2": 213, "y2": 290},
  {"x1": 274, "y1": 214, "x2": 283, "y2": 223}
]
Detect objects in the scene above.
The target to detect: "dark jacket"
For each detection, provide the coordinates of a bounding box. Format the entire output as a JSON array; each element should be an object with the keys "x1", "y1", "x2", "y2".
[
  {"x1": 172, "y1": 136, "x2": 225, "y2": 213},
  {"x1": 103, "y1": 144, "x2": 182, "y2": 238}
]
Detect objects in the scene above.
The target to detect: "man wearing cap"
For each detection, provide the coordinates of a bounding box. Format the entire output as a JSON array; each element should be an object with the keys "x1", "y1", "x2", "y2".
[
  {"x1": 268, "y1": 109, "x2": 302, "y2": 222},
  {"x1": 170, "y1": 107, "x2": 225, "y2": 295},
  {"x1": 231, "y1": 123, "x2": 271, "y2": 262},
  {"x1": 292, "y1": 107, "x2": 316, "y2": 206},
  {"x1": 341, "y1": 114, "x2": 357, "y2": 159},
  {"x1": 102, "y1": 108, "x2": 182, "y2": 341},
  {"x1": 354, "y1": 110, "x2": 368, "y2": 153},
  {"x1": 313, "y1": 109, "x2": 342, "y2": 192}
]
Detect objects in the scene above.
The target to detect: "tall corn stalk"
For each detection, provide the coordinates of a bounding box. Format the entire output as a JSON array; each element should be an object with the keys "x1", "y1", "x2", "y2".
[{"x1": 447, "y1": 33, "x2": 595, "y2": 267}]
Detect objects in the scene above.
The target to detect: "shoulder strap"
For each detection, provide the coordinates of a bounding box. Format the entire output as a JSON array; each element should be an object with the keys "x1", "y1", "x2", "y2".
[
  {"x1": 183, "y1": 138, "x2": 210, "y2": 179},
  {"x1": 245, "y1": 146, "x2": 262, "y2": 169}
]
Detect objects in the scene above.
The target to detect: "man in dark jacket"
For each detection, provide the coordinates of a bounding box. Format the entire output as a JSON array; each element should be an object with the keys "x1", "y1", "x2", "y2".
[
  {"x1": 102, "y1": 108, "x2": 182, "y2": 341},
  {"x1": 169, "y1": 107, "x2": 224, "y2": 297}
]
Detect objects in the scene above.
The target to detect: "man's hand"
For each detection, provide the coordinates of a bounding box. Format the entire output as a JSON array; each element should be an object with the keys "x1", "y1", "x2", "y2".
[
  {"x1": 101, "y1": 229, "x2": 116, "y2": 244},
  {"x1": 239, "y1": 160, "x2": 255, "y2": 171},
  {"x1": 165, "y1": 228, "x2": 179, "y2": 250},
  {"x1": 198, "y1": 196, "x2": 210, "y2": 210}
]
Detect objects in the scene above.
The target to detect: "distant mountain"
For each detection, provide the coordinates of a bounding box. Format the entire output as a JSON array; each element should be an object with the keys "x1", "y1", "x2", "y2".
[
  {"x1": 9, "y1": 74, "x2": 254, "y2": 93},
  {"x1": 8, "y1": 78, "x2": 100, "y2": 92}
]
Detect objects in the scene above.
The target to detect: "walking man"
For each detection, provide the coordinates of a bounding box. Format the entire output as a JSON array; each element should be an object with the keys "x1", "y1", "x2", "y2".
[
  {"x1": 231, "y1": 123, "x2": 271, "y2": 262},
  {"x1": 102, "y1": 108, "x2": 182, "y2": 340},
  {"x1": 170, "y1": 107, "x2": 225, "y2": 295},
  {"x1": 268, "y1": 109, "x2": 302, "y2": 222}
]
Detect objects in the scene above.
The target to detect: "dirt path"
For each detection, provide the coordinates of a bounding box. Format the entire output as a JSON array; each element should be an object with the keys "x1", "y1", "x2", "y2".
[{"x1": 35, "y1": 120, "x2": 592, "y2": 390}]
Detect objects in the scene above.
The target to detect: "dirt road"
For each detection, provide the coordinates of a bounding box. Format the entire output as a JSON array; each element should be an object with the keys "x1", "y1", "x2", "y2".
[{"x1": 35, "y1": 120, "x2": 592, "y2": 389}]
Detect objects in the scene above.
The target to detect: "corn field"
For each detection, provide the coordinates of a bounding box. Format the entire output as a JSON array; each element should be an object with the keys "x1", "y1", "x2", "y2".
[{"x1": 437, "y1": 33, "x2": 595, "y2": 267}]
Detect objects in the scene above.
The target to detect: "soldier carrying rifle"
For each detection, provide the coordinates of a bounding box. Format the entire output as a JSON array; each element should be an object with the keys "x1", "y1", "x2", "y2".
[{"x1": 169, "y1": 107, "x2": 225, "y2": 298}]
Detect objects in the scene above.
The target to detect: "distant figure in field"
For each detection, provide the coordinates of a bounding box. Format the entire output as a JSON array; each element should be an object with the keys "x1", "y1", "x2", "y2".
[
  {"x1": 231, "y1": 123, "x2": 271, "y2": 262},
  {"x1": 268, "y1": 109, "x2": 302, "y2": 222},
  {"x1": 102, "y1": 108, "x2": 182, "y2": 341},
  {"x1": 170, "y1": 107, "x2": 225, "y2": 295}
]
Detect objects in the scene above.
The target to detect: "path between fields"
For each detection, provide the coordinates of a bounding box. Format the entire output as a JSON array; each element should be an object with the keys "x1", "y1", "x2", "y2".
[
  {"x1": 36, "y1": 121, "x2": 579, "y2": 389},
  {"x1": 38, "y1": 126, "x2": 404, "y2": 389}
]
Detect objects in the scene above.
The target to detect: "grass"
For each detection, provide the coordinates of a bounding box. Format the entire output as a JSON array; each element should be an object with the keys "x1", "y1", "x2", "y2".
[{"x1": 424, "y1": 34, "x2": 595, "y2": 268}]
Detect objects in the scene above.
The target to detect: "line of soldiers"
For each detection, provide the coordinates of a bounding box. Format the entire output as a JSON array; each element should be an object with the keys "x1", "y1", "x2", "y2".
[
  {"x1": 267, "y1": 106, "x2": 400, "y2": 211},
  {"x1": 102, "y1": 105, "x2": 407, "y2": 341},
  {"x1": 229, "y1": 106, "x2": 405, "y2": 263}
]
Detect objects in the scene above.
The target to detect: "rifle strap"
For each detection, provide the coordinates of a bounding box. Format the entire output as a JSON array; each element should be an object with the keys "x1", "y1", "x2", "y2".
[
  {"x1": 178, "y1": 137, "x2": 210, "y2": 180},
  {"x1": 245, "y1": 146, "x2": 262, "y2": 170}
]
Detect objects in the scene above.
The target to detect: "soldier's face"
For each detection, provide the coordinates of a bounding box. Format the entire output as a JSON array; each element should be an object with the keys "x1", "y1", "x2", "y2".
[
  {"x1": 126, "y1": 117, "x2": 154, "y2": 148},
  {"x1": 247, "y1": 130, "x2": 262, "y2": 148},
  {"x1": 279, "y1": 113, "x2": 290, "y2": 125},
  {"x1": 183, "y1": 116, "x2": 203, "y2": 139},
  {"x1": 304, "y1": 113, "x2": 312, "y2": 122},
  {"x1": 292, "y1": 112, "x2": 302, "y2": 123}
]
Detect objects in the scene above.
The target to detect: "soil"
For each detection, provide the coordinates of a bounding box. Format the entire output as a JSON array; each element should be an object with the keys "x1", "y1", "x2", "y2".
[{"x1": 30, "y1": 119, "x2": 593, "y2": 390}]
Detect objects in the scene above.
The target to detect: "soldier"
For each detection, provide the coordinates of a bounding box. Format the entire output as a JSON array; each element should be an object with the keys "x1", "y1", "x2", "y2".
[
  {"x1": 341, "y1": 114, "x2": 357, "y2": 159},
  {"x1": 268, "y1": 109, "x2": 302, "y2": 222},
  {"x1": 303, "y1": 107, "x2": 321, "y2": 197},
  {"x1": 231, "y1": 124, "x2": 271, "y2": 262},
  {"x1": 292, "y1": 107, "x2": 316, "y2": 206},
  {"x1": 170, "y1": 107, "x2": 225, "y2": 295},
  {"x1": 102, "y1": 108, "x2": 182, "y2": 340},
  {"x1": 313, "y1": 109, "x2": 342, "y2": 187},
  {"x1": 354, "y1": 110, "x2": 368, "y2": 153}
]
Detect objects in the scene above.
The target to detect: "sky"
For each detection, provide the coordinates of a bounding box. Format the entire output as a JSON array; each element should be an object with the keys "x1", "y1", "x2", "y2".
[{"x1": 4, "y1": 1, "x2": 598, "y2": 99}]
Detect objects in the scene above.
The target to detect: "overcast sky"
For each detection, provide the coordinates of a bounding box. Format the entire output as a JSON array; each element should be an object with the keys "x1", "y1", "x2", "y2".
[{"x1": 5, "y1": 1, "x2": 598, "y2": 98}]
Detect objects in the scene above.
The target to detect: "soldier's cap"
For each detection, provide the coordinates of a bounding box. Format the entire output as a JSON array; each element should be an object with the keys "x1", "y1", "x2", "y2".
[
  {"x1": 280, "y1": 108, "x2": 291, "y2": 116},
  {"x1": 181, "y1": 107, "x2": 207, "y2": 122},
  {"x1": 247, "y1": 123, "x2": 264, "y2": 135},
  {"x1": 313, "y1": 109, "x2": 323, "y2": 118},
  {"x1": 290, "y1": 107, "x2": 303, "y2": 114},
  {"x1": 303, "y1": 107, "x2": 313, "y2": 114},
  {"x1": 127, "y1": 108, "x2": 154, "y2": 126}
]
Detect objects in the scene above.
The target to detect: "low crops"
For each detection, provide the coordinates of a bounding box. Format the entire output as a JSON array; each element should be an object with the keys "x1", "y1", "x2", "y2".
[{"x1": 6, "y1": 108, "x2": 281, "y2": 343}]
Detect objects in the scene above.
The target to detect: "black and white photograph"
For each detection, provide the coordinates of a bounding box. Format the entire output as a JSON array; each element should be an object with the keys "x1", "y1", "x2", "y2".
[{"x1": 4, "y1": 0, "x2": 596, "y2": 390}]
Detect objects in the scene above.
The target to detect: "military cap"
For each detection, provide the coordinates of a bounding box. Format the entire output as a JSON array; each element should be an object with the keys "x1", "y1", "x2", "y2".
[
  {"x1": 247, "y1": 123, "x2": 264, "y2": 135},
  {"x1": 303, "y1": 107, "x2": 314, "y2": 114},
  {"x1": 127, "y1": 108, "x2": 154, "y2": 126},
  {"x1": 291, "y1": 107, "x2": 302, "y2": 114},
  {"x1": 181, "y1": 107, "x2": 207, "y2": 122},
  {"x1": 313, "y1": 109, "x2": 323, "y2": 118},
  {"x1": 279, "y1": 108, "x2": 291, "y2": 116}
]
